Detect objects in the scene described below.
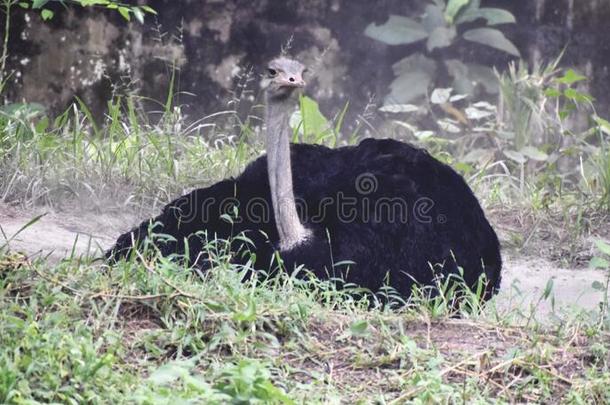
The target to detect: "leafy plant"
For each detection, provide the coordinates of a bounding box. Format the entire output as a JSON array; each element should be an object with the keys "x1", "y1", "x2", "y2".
[
  {"x1": 289, "y1": 95, "x2": 349, "y2": 147},
  {"x1": 364, "y1": 0, "x2": 519, "y2": 104},
  {"x1": 495, "y1": 60, "x2": 560, "y2": 169},
  {"x1": 379, "y1": 86, "x2": 499, "y2": 168},
  {"x1": 380, "y1": 61, "x2": 605, "y2": 203},
  {"x1": 17, "y1": 0, "x2": 155, "y2": 23},
  {"x1": 214, "y1": 360, "x2": 293, "y2": 404},
  {"x1": 496, "y1": 59, "x2": 600, "y2": 191}
]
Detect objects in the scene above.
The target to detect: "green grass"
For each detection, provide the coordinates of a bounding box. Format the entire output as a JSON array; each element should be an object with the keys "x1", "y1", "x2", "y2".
[
  {"x1": 0, "y1": 240, "x2": 609, "y2": 403},
  {"x1": 0, "y1": 98, "x2": 261, "y2": 209}
]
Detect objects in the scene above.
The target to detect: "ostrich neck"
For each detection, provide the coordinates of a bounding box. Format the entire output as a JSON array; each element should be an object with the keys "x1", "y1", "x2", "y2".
[{"x1": 265, "y1": 99, "x2": 311, "y2": 250}]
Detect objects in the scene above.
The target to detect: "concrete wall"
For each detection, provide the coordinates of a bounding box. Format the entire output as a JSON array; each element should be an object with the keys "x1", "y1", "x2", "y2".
[{"x1": 3, "y1": 0, "x2": 610, "y2": 126}]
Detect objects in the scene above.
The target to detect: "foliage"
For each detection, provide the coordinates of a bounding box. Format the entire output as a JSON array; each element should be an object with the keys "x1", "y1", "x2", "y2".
[
  {"x1": 16, "y1": 0, "x2": 156, "y2": 23},
  {"x1": 289, "y1": 95, "x2": 349, "y2": 147},
  {"x1": 364, "y1": 0, "x2": 519, "y2": 104},
  {"x1": 379, "y1": 55, "x2": 610, "y2": 212}
]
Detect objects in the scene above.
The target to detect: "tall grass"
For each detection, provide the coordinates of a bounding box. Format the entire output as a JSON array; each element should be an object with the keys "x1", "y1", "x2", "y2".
[
  {"x1": 594, "y1": 131, "x2": 610, "y2": 211},
  {"x1": 0, "y1": 97, "x2": 261, "y2": 210}
]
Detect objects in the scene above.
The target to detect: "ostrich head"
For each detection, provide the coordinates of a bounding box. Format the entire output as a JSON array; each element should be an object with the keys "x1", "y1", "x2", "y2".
[
  {"x1": 263, "y1": 56, "x2": 311, "y2": 251},
  {"x1": 261, "y1": 57, "x2": 306, "y2": 103}
]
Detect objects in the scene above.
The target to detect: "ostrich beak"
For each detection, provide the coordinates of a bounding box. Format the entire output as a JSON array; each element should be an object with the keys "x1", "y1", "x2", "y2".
[{"x1": 278, "y1": 76, "x2": 306, "y2": 88}]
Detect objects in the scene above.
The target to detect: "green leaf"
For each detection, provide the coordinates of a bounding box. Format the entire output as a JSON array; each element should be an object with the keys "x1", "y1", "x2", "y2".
[
  {"x1": 462, "y1": 148, "x2": 492, "y2": 163},
  {"x1": 472, "y1": 101, "x2": 496, "y2": 110},
  {"x1": 465, "y1": 106, "x2": 493, "y2": 120},
  {"x1": 445, "y1": 0, "x2": 470, "y2": 22},
  {"x1": 148, "y1": 361, "x2": 189, "y2": 385},
  {"x1": 414, "y1": 130, "x2": 436, "y2": 140},
  {"x1": 18, "y1": 2, "x2": 30, "y2": 9},
  {"x1": 430, "y1": 88, "x2": 453, "y2": 104},
  {"x1": 563, "y1": 88, "x2": 593, "y2": 103},
  {"x1": 387, "y1": 71, "x2": 433, "y2": 104},
  {"x1": 459, "y1": 0, "x2": 481, "y2": 15},
  {"x1": 393, "y1": 120, "x2": 418, "y2": 132},
  {"x1": 74, "y1": 96, "x2": 101, "y2": 137},
  {"x1": 463, "y1": 28, "x2": 521, "y2": 57},
  {"x1": 542, "y1": 278, "x2": 554, "y2": 299},
  {"x1": 595, "y1": 240, "x2": 610, "y2": 256},
  {"x1": 422, "y1": 4, "x2": 445, "y2": 33},
  {"x1": 557, "y1": 69, "x2": 587, "y2": 85},
  {"x1": 298, "y1": 96, "x2": 332, "y2": 144},
  {"x1": 503, "y1": 150, "x2": 526, "y2": 164},
  {"x1": 520, "y1": 146, "x2": 548, "y2": 161},
  {"x1": 118, "y1": 6, "x2": 131, "y2": 21},
  {"x1": 591, "y1": 280, "x2": 606, "y2": 291},
  {"x1": 445, "y1": 60, "x2": 499, "y2": 95},
  {"x1": 445, "y1": 59, "x2": 471, "y2": 94},
  {"x1": 81, "y1": 0, "x2": 110, "y2": 6},
  {"x1": 427, "y1": 26, "x2": 457, "y2": 51},
  {"x1": 31, "y1": 0, "x2": 50, "y2": 9},
  {"x1": 437, "y1": 119, "x2": 461, "y2": 133},
  {"x1": 35, "y1": 116, "x2": 49, "y2": 133},
  {"x1": 141, "y1": 5, "x2": 158, "y2": 14},
  {"x1": 350, "y1": 320, "x2": 369, "y2": 337},
  {"x1": 545, "y1": 88, "x2": 562, "y2": 98},
  {"x1": 457, "y1": 8, "x2": 516, "y2": 25},
  {"x1": 379, "y1": 104, "x2": 420, "y2": 113},
  {"x1": 393, "y1": 53, "x2": 437, "y2": 76},
  {"x1": 387, "y1": 54, "x2": 436, "y2": 104},
  {"x1": 593, "y1": 115, "x2": 610, "y2": 135},
  {"x1": 40, "y1": 8, "x2": 54, "y2": 20},
  {"x1": 133, "y1": 8, "x2": 144, "y2": 24},
  {"x1": 589, "y1": 257, "x2": 609, "y2": 270},
  {"x1": 449, "y1": 94, "x2": 468, "y2": 102},
  {"x1": 365, "y1": 15, "x2": 428, "y2": 45}
]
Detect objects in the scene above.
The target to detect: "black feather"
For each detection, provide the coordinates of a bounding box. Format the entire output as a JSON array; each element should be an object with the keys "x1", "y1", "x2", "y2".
[{"x1": 106, "y1": 138, "x2": 502, "y2": 300}]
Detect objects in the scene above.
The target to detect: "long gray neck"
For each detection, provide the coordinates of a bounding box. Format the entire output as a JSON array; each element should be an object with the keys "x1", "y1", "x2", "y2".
[{"x1": 265, "y1": 98, "x2": 311, "y2": 250}]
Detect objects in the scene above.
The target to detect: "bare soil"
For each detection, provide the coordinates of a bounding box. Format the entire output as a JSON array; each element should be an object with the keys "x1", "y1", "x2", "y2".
[{"x1": 1, "y1": 203, "x2": 607, "y2": 313}]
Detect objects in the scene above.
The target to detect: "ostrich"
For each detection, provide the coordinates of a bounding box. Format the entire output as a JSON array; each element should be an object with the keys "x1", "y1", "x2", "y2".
[{"x1": 107, "y1": 57, "x2": 502, "y2": 301}]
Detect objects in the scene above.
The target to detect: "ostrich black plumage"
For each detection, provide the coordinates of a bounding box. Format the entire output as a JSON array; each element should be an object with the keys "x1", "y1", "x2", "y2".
[{"x1": 107, "y1": 57, "x2": 502, "y2": 301}]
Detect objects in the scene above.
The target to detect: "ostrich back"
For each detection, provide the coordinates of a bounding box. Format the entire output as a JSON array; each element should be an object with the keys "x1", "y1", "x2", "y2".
[{"x1": 107, "y1": 138, "x2": 502, "y2": 300}]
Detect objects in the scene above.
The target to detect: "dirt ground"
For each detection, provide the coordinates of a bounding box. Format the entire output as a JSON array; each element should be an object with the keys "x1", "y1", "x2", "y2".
[{"x1": 1, "y1": 203, "x2": 607, "y2": 315}]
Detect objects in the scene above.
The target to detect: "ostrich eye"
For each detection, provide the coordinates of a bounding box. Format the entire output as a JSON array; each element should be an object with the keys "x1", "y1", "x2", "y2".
[{"x1": 267, "y1": 68, "x2": 278, "y2": 77}]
